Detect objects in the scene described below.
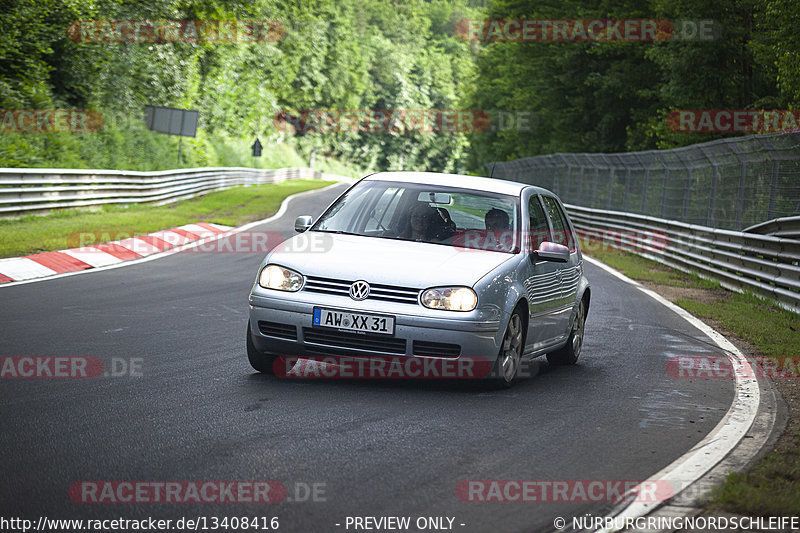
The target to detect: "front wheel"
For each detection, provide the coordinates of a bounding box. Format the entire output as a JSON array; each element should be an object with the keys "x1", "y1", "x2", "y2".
[
  {"x1": 246, "y1": 320, "x2": 277, "y2": 374},
  {"x1": 492, "y1": 311, "x2": 524, "y2": 388},
  {"x1": 547, "y1": 299, "x2": 585, "y2": 366}
]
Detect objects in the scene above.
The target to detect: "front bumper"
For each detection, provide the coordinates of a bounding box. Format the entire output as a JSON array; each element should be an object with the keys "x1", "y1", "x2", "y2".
[{"x1": 248, "y1": 290, "x2": 505, "y2": 362}]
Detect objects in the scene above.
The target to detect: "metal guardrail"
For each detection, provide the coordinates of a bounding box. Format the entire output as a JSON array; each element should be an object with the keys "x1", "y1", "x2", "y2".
[
  {"x1": 0, "y1": 166, "x2": 322, "y2": 216},
  {"x1": 744, "y1": 216, "x2": 800, "y2": 240},
  {"x1": 564, "y1": 204, "x2": 800, "y2": 312}
]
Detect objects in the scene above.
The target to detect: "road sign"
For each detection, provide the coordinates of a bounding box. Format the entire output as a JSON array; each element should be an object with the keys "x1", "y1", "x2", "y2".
[
  {"x1": 252, "y1": 138, "x2": 263, "y2": 157},
  {"x1": 144, "y1": 105, "x2": 199, "y2": 165},
  {"x1": 144, "y1": 106, "x2": 198, "y2": 137}
]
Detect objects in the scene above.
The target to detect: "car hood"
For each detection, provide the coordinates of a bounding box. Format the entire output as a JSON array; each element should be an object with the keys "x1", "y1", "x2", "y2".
[{"x1": 268, "y1": 232, "x2": 515, "y2": 288}]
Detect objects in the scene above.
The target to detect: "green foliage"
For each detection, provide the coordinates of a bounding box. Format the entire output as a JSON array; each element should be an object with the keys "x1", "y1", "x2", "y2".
[
  {"x1": 464, "y1": 0, "x2": 797, "y2": 169},
  {"x1": 754, "y1": 0, "x2": 800, "y2": 108},
  {"x1": 0, "y1": 0, "x2": 480, "y2": 173},
  {"x1": 1, "y1": 0, "x2": 797, "y2": 174}
]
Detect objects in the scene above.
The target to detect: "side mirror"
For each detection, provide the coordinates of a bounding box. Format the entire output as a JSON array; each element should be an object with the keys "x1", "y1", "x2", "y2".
[
  {"x1": 533, "y1": 241, "x2": 569, "y2": 263},
  {"x1": 294, "y1": 215, "x2": 313, "y2": 233}
]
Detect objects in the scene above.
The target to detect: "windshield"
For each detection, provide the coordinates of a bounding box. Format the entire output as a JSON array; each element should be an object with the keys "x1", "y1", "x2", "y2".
[{"x1": 312, "y1": 180, "x2": 520, "y2": 253}]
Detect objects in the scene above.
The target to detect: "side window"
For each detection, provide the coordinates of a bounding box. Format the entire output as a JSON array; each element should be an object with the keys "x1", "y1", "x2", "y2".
[
  {"x1": 528, "y1": 196, "x2": 550, "y2": 251},
  {"x1": 541, "y1": 196, "x2": 576, "y2": 251}
]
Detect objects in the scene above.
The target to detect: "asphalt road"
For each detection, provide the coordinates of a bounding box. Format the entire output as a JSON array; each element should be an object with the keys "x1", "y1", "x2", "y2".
[{"x1": 0, "y1": 183, "x2": 735, "y2": 533}]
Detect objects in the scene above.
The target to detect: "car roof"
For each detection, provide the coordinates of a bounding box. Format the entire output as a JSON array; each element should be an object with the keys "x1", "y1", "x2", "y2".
[{"x1": 363, "y1": 171, "x2": 553, "y2": 197}]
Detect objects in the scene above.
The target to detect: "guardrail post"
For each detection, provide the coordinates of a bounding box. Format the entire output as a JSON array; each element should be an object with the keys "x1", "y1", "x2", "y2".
[
  {"x1": 756, "y1": 136, "x2": 782, "y2": 221},
  {"x1": 708, "y1": 165, "x2": 719, "y2": 226},
  {"x1": 682, "y1": 168, "x2": 693, "y2": 220},
  {"x1": 735, "y1": 162, "x2": 747, "y2": 228},
  {"x1": 622, "y1": 168, "x2": 631, "y2": 212},
  {"x1": 640, "y1": 167, "x2": 650, "y2": 214},
  {"x1": 550, "y1": 160, "x2": 559, "y2": 195},
  {"x1": 768, "y1": 160, "x2": 779, "y2": 220},
  {"x1": 559, "y1": 155, "x2": 572, "y2": 203},
  {"x1": 726, "y1": 141, "x2": 749, "y2": 229}
]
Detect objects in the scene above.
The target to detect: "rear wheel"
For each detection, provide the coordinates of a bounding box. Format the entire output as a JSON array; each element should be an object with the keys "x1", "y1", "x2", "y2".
[
  {"x1": 492, "y1": 311, "x2": 524, "y2": 388},
  {"x1": 547, "y1": 299, "x2": 585, "y2": 366},
  {"x1": 246, "y1": 320, "x2": 277, "y2": 374}
]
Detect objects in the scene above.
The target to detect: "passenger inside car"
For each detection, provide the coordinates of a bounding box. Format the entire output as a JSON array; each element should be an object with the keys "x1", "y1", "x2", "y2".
[{"x1": 484, "y1": 208, "x2": 510, "y2": 230}]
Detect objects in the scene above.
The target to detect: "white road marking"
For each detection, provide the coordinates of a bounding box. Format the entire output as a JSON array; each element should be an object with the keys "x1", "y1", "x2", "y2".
[
  {"x1": 583, "y1": 255, "x2": 759, "y2": 533},
  {"x1": 0, "y1": 257, "x2": 58, "y2": 280},
  {"x1": 61, "y1": 248, "x2": 123, "y2": 268}
]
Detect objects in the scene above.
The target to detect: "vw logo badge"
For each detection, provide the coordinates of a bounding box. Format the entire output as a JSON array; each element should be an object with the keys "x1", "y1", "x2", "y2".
[{"x1": 349, "y1": 280, "x2": 370, "y2": 301}]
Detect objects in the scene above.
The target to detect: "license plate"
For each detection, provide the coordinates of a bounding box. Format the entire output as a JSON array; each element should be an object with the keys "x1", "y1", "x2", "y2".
[{"x1": 312, "y1": 307, "x2": 394, "y2": 335}]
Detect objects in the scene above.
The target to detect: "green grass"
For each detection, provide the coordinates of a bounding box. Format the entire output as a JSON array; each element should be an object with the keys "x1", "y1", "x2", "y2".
[
  {"x1": 677, "y1": 293, "x2": 800, "y2": 360},
  {"x1": 580, "y1": 236, "x2": 800, "y2": 516},
  {"x1": 711, "y1": 432, "x2": 800, "y2": 515},
  {"x1": 580, "y1": 237, "x2": 720, "y2": 289},
  {"x1": 0, "y1": 179, "x2": 334, "y2": 258}
]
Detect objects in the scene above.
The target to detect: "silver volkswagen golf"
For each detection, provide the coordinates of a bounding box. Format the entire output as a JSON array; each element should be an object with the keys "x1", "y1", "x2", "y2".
[{"x1": 247, "y1": 172, "x2": 590, "y2": 387}]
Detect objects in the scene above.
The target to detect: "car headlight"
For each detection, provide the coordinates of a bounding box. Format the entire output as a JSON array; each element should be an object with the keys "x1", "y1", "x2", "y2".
[
  {"x1": 259, "y1": 264, "x2": 304, "y2": 291},
  {"x1": 420, "y1": 287, "x2": 477, "y2": 312}
]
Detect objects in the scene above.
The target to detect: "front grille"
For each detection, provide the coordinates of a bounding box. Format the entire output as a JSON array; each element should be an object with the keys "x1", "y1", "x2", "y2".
[
  {"x1": 302, "y1": 327, "x2": 406, "y2": 355},
  {"x1": 258, "y1": 321, "x2": 298, "y2": 340},
  {"x1": 412, "y1": 340, "x2": 461, "y2": 358},
  {"x1": 304, "y1": 276, "x2": 420, "y2": 305}
]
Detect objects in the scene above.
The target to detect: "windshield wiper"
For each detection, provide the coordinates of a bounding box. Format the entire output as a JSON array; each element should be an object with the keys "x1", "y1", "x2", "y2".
[{"x1": 313, "y1": 229, "x2": 361, "y2": 236}]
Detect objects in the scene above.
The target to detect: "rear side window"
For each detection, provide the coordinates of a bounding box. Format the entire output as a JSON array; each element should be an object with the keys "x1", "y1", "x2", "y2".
[
  {"x1": 541, "y1": 196, "x2": 576, "y2": 252},
  {"x1": 528, "y1": 195, "x2": 550, "y2": 251}
]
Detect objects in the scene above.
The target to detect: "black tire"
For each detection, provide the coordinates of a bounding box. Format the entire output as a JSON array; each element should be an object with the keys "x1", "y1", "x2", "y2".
[
  {"x1": 246, "y1": 320, "x2": 277, "y2": 374},
  {"x1": 547, "y1": 299, "x2": 586, "y2": 366},
  {"x1": 491, "y1": 311, "x2": 524, "y2": 388}
]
